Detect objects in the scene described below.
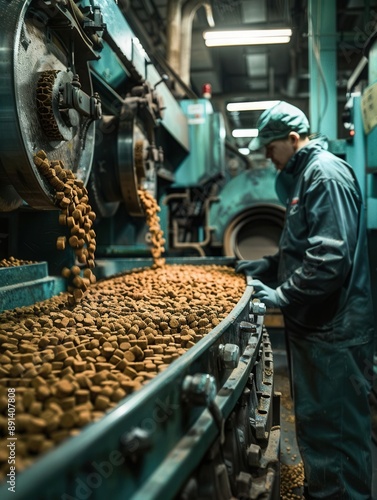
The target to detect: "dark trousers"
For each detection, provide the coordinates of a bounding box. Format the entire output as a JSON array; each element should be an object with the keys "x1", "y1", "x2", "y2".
[{"x1": 286, "y1": 334, "x2": 374, "y2": 499}]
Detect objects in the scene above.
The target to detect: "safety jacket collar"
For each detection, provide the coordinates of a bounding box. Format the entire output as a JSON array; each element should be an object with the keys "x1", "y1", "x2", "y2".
[
  {"x1": 275, "y1": 134, "x2": 329, "y2": 204},
  {"x1": 284, "y1": 134, "x2": 329, "y2": 176}
]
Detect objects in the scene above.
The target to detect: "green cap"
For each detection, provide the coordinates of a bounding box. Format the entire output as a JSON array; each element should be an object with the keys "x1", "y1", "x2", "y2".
[{"x1": 248, "y1": 101, "x2": 310, "y2": 151}]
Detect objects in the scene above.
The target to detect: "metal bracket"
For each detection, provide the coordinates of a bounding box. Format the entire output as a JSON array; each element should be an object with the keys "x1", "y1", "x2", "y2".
[{"x1": 182, "y1": 373, "x2": 225, "y2": 443}]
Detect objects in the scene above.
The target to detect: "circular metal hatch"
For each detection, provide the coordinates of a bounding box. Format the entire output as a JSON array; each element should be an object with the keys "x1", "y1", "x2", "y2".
[
  {"x1": 223, "y1": 205, "x2": 286, "y2": 260},
  {"x1": 0, "y1": 0, "x2": 96, "y2": 209}
]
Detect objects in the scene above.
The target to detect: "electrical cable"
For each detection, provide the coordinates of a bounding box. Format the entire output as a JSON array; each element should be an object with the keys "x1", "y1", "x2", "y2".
[{"x1": 308, "y1": 3, "x2": 329, "y2": 133}]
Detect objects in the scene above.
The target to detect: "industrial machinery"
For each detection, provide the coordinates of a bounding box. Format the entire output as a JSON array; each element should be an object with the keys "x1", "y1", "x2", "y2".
[
  {"x1": 0, "y1": 0, "x2": 285, "y2": 271},
  {"x1": 0, "y1": 1, "x2": 283, "y2": 498},
  {"x1": 1, "y1": 259, "x2": 281, "y2": 500},
  {"x1": 340, "y1": 28, "x2": 377, "y2": 449}
]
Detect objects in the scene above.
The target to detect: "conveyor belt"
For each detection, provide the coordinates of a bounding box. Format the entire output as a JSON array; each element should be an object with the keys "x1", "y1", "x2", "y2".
[{"x1": 0, "y1": 258, "x2": 280, "y2": 500}]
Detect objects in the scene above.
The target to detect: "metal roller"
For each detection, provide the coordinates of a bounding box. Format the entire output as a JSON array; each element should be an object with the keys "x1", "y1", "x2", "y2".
[
  {"x1": 0, "y1": 0, "x2": 104, "y2": 210},
  {"x1": 118, "y1": 112, "x2": 157, "y2": 217},
  {"x1": 88, "y1": 112, "x2": 155, "y2": 218},
  {"x1": 89, "y1": 85, "x2": 164, "y2": 219}
]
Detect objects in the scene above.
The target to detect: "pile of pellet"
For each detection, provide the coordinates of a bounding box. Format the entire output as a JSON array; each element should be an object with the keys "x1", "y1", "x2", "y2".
[
  {"x1": 0, "y1": 264, "x2": 245, "y2": 480},
  {"x1": 0, "y1": 257, "x2": 36, "y2": 268},
  {"x1": 33, "y1": 150, "x2": 97, "y2": 305},
  {"x1": 280, "y1": 462, "x2": 305, "y2": 499}
]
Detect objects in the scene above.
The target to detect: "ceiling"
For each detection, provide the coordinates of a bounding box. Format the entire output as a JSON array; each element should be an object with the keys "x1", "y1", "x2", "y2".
[{"x1": 121, "y1": 0, "x2": 377, "y2": 150}]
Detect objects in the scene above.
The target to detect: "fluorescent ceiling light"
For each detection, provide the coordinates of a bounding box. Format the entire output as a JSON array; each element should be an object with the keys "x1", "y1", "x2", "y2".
[
  {"x1": 204, "y1": 29, "x2": 292, "y2": 40},
  {"x1": 227, "y1": 100, "x2": 279, "y2": 112},
  {"x1": 232, "y1": 129, "x2": 259, "y2": 138},
  {"x1": 205, "y1": 36, "x2": 290, "y2": 47},
  {"x1": 238, "y1": 148, "x2": 250, "y2": 155},
  {"x1": 203, "y1": 29, "x2": 292, "y2": 47}
]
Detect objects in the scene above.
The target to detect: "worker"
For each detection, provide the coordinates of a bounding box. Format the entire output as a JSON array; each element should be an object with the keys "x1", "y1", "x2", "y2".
[{"x1": 236, "y1": 101, "x2": 375, "y2": 499}]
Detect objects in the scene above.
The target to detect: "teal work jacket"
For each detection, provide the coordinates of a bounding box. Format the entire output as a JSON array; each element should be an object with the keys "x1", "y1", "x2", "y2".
[{"x1": 263, "y1": 137, "x2": 375, "y2": 345}]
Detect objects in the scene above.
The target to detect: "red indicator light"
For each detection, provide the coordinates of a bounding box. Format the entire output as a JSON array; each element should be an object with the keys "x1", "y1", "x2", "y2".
[{"x1": 202, "y1": 83, "x2": 212, "y2": 98}]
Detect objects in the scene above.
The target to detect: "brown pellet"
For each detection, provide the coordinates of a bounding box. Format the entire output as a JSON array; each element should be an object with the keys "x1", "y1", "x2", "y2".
[
  {"x1": 33, "y1": 151, "x2": 97, "y2": 305},
  {"x1": 280, "y1": 462, "x2": 305, "y2": 499},
  {"x1": 0, "y1": 257, "x2": 36, "y2": 267},
  {"x1": 0, "y1": 264, "x2": 245, "y2": 481},
  {"x1": 137, "y1": 188, "x2": 166, "y2": 269}
]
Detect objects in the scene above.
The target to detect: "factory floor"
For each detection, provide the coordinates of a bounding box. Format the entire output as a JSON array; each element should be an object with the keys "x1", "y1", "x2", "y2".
[
  {"x1": 270, "y1": 332, "x2": 377, "y2": 500},
  {"x1": 273, "y1": 345, "x2": 305, "y2": 499}
]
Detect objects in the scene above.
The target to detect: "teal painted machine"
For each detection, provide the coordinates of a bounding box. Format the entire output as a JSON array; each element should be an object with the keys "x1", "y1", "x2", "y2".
[
  {"x1": 341, "y1": 26, "x2": 377, "y2": 448},
  {"x1": 160, "y1": 97, "x2": 285, "y2": 261},
  {"x1": 334, "y1": 38, "x2": 377, "y2": 332},
  {"x1": 174, "y1": 98, "x2": 226, "y2": 186}
]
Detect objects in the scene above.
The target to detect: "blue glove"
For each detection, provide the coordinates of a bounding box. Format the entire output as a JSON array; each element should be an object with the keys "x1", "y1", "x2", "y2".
[
  {"x1": 251, "y1": 279, "x2": 282, "y2": 308},
  {"x1": 235, "y1": 258, "x2": 269, "y2": 275}
]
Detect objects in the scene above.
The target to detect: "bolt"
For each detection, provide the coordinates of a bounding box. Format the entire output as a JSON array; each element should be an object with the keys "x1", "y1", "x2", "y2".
[
  {"x1": 120, "y1": 427, "x2": 152, "y2": 460},
  {"x1": 182, "y1": 373, "x2": 217, "y2": 406},
  {"x1": 239, "y1": 321, "x2": 256, "y2": 333},
  {"x1": 218, "y1": 343, "x2": 240, "y2": 370},
  {"x1": 251, "y1": 300, "x2": 266, "y2": 315}
]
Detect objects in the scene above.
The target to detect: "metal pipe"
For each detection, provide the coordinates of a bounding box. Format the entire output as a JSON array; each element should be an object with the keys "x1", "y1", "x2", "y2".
[
  {"x1": 203, "y1": 3, "x2": 215, "y2": 28},
  {"x1": 172, "y1": 220, "x2": 206, "y2": 256},
  {"x1": 163, "y1": 192, "x2": 216, "y2": 255},
  {"x1": 308, "y1": 0, "x2": 337, "y2": 137},
  {"x1": 166, "y1": 0, "x2": 184, "y2": 75},
  {"x1": 180, "y1": 0, "x2": 214, "y2": 85}
]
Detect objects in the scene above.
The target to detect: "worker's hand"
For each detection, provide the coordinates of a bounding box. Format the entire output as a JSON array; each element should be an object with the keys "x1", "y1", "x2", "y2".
[
  {"x1": 251, "y1": 279, "x2": 281, "y2": 308},
  {"x1": 235, "y1": 258, "x2": 269, "y2": 275}
]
